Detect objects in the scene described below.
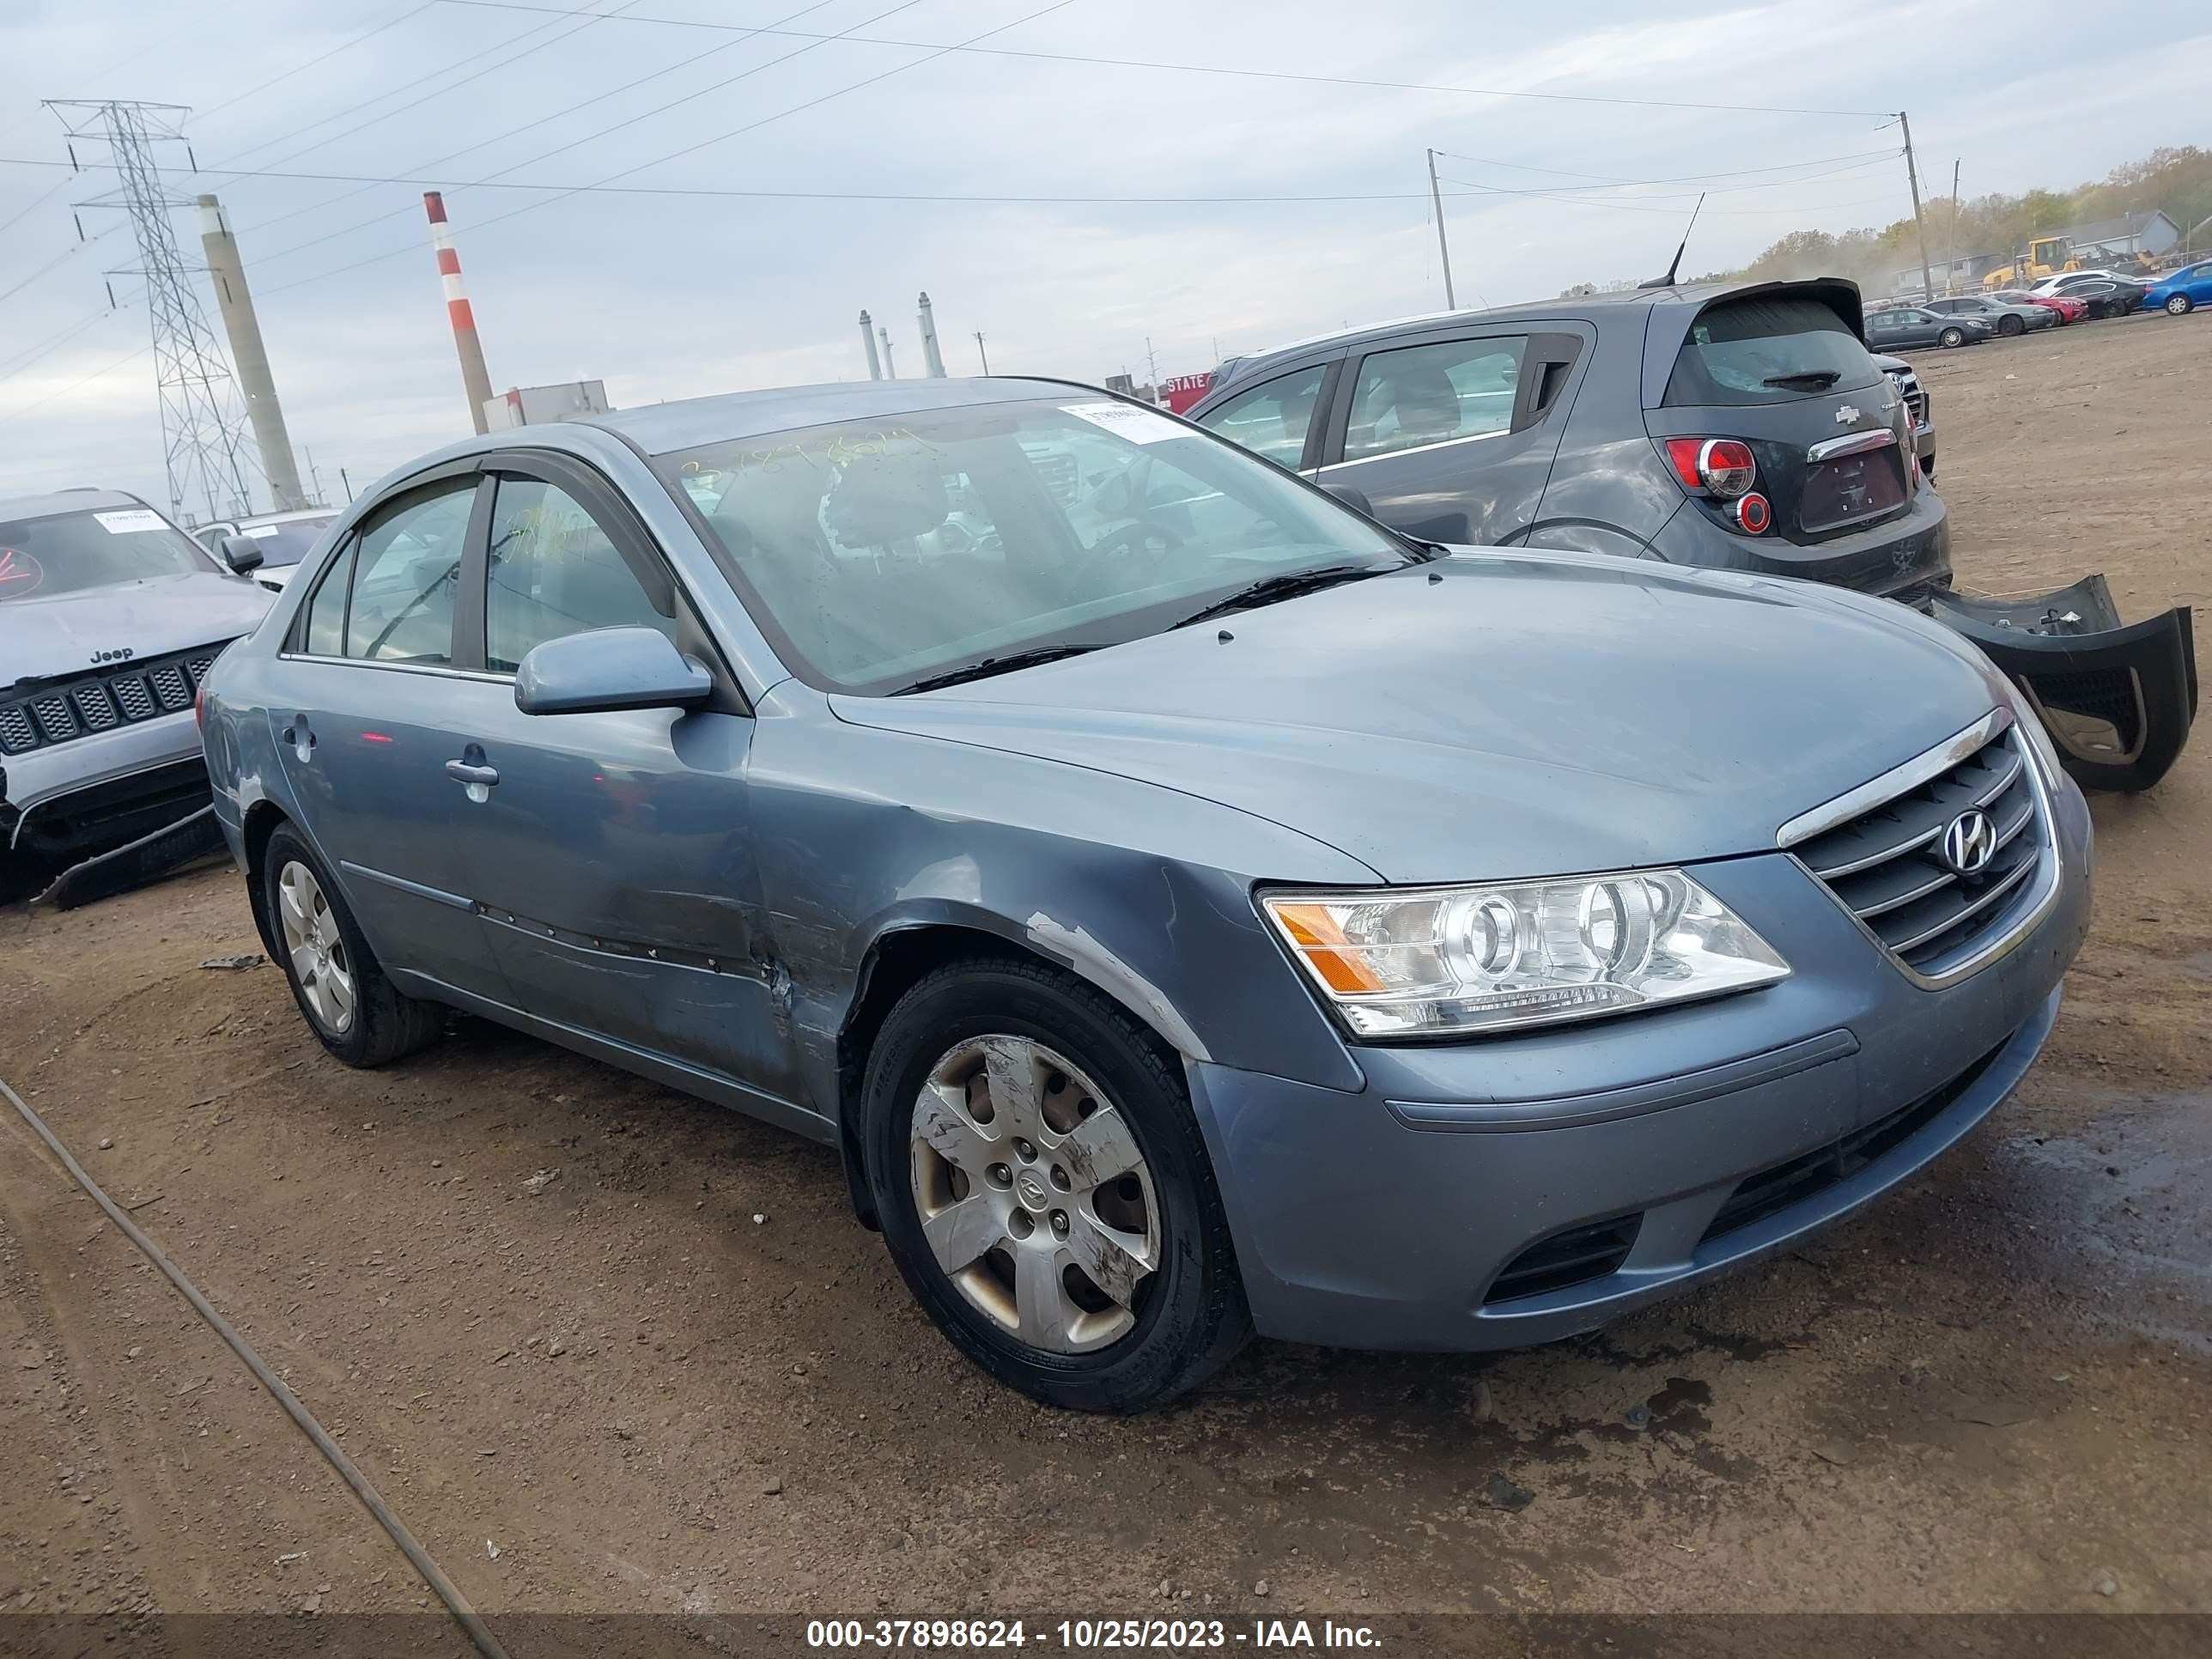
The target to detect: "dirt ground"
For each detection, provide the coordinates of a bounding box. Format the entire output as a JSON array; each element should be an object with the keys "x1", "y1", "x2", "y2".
[{"x1": 3, "y1": 314, "x2": 2209, "y2": 1640}]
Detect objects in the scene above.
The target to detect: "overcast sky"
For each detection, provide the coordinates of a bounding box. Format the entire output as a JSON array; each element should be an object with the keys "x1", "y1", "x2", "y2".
[{"x1": 2, "y1": 0, "x2": 2208, "y2": 519}]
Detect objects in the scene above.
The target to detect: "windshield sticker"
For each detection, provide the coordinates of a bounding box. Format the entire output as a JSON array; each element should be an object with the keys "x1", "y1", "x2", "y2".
[
  {"x1": 241, "y1": 524, "x2": 282, "y2": 538},
  {"x1": 1061, "y1": 401, "x2": 1188, "y2": 445},
  {"x1": 93, "y1": 508, "x2": 167, "y2": 535},
  {"x1": 0, "y1": 547, "x2": 44, "y2": 599}
]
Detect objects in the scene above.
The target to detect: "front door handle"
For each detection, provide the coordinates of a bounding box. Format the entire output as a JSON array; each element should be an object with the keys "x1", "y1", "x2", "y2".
[{"x1": 444, "y1": 759, "x2": 500, "y2": 787}]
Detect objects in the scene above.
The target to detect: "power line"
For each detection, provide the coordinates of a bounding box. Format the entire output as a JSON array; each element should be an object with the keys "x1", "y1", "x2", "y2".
[
  {"x1": 1431, "y1": 147, "x2": 1902, "y2": 191},
  {"x1": 252, "y1": 0, "x2": 1079, "y2": 299},
  {"x1": 441, "y1": 0, "x2": 1897, "y2": 118},
  {"x1": 1437, "y1": 175, "x2": 1898, "y2": 217},
  {"x1": 0, "y1": 171, "x2": 76, "y2": 237},
  {"x1": 1431, "y1": 154, "x2": 1899, "y2": 207},
  {"x1": 0, "y1": 151, "x2": 1906, "y2": 214},
  {"x1": 194, "y1": 3, "x2": 443, "y2": 129},
  {"x1": 232, "y1": 0, "x2": 850, "y2": 260},
  {"x1": 0, "y1": 303, "x2": 127, "y2": 388},
  {"x1": 216, "y1": 0, "x2": 645, "y2": 181},
  {"x1": 0, "y1": 244, "x2": 82, "y2": 307},
  {"x1": 0, "y1": 340, "x2": 151, "y2": 430}
]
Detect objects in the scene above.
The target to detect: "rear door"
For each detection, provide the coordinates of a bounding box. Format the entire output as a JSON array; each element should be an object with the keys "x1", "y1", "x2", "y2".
[
  {"x1": 1643, "y1": 289, "x2": 1931, "y2": 583},
  {"x1": 272, "y1": 467, "x2": 508, "y2": 996},
  {"x1": 1310, "y1": 326, "x2": 1586, "y2": 544}
]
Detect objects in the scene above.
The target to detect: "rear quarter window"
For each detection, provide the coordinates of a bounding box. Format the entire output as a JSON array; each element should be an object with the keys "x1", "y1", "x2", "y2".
[{"x1": 1664, "y1": 296, "x2": 1881, "y2": 407}]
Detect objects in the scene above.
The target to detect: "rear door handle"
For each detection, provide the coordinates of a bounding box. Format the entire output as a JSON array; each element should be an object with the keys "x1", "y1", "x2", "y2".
[{"x1": 444, "y1": 759, "x2": 500, "y2": 787}]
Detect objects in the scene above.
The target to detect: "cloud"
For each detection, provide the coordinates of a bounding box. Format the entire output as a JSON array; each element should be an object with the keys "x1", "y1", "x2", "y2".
[{"x1": 0, "y1": 0, "x2": 2206, "y2": 514}]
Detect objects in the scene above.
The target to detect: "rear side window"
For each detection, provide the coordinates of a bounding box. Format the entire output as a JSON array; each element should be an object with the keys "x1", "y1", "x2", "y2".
[
  {"x1": 1194, "y1": 364, "x2": 1328, "y2": 468},
  {"x1": 1664, "y1": 296, "x2": 1881, "y2": 407},
  {"x1": 300, "y1": 538, "x2": 357, "y2": 657}
]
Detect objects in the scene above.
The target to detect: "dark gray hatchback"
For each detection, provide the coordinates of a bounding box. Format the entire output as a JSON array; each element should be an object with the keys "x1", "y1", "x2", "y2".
[{"x1": 1189, "y1": 279, "x2": 1952, "y2": 604}]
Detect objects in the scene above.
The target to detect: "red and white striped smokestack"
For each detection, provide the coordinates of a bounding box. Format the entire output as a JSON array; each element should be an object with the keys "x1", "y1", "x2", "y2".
[{"x1": 424, "y1": 191, "x2": 495, "y2": 435}]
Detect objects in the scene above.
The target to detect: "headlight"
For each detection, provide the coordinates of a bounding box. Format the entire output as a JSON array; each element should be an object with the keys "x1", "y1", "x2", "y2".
[{"x1": 1263, "y1": 871, "x2": 1789, "y2": 1038}]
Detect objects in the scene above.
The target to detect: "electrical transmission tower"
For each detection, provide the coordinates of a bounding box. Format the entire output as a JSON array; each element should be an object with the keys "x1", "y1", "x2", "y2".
[{"x1": 46, "y1": 100, "x2": 254, "y2": 525}]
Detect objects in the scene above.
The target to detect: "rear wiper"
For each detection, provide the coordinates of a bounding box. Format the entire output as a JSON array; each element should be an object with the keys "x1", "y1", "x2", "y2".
[
  {"x1": 1170, "y1": 562, "x2": 1396, "y2": 629},
  {"x1": 890, "y1": 643, "x2": 1106, "y2": 695},
  {"x1": 1764, "y1": 369, "x2": 1842, "y2": 389}
]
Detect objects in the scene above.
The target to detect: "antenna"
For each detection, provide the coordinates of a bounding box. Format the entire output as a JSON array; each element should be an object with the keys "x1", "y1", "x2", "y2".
[{"x1": 1639, "y1": 192, "x2": 1708, "y2": 290}]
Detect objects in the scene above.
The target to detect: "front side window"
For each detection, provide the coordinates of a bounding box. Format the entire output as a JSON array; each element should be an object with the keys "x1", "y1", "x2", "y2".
[
  {"x1": 300, "y1": 538, "x2": 358, "y2": 657},
  {"x1": 1665, "y1": 295, "x2": 1882, "y2": 407},
  {"x1": 0, "y1": 506, "x2": 215, "y2": 603},
  {"x1": 656, "y1": 397, "x2": 1407, "y2": 695},
  {"x1": 1342, "y1": 337, "x2": 1526, "y2": 464},
  {"x1": 1194, "y1": 364, "x2": 1328, "y2": 469},
  {"x1": 483, "y1": 477, "x2": 677, "y2": 674},
  {"x1": 343, "y1": 479, "x2": 475, "y2": 665}
]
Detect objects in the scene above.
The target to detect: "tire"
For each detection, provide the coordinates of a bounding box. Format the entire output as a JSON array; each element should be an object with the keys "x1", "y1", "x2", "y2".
[
  {"x1": 2166, "y1": 294, "x2": 2193, "y2": 315},
  {"x1": 863, "y1": 957, "x2": 1249, "y2": 1413},
  {"x1": 1939, "y1": 327, "x2": 1967, "y2": 349},
  {"x1": 2000, "y1": 314, "x2": 2025, "y2": 337},
  {"x1": 262, "y1": 826, "x2": 444, "y2": 1067}
]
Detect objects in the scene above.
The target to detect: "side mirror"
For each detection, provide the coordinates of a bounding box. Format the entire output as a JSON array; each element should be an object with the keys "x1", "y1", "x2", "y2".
[
  {"x1": 1322, "y1": 483, "x2": 1377, "y2": 519},
  {"x1": 514, "y1": 626, "x2": 713, "y2": 717},
  {"x1": 217, "y1": 534, "x2": 264, "y2": 574}
]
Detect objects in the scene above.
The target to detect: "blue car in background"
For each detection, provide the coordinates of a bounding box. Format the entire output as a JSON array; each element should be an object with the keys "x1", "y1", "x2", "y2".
[{"x1": 2143, "y1": 261, "x2": 2212, "y2": 315}]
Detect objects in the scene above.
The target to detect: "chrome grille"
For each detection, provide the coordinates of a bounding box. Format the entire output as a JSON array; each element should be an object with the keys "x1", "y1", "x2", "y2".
[
  {"x1": 0, "y1": 641, "x2": 234, "y2": 757},
  {"x1": 1789, "y1": 720, "x2": 2049, "y2": 979},
  {"x1": 1884, "y1": 364, "x2": 1928, "y2": 428}
]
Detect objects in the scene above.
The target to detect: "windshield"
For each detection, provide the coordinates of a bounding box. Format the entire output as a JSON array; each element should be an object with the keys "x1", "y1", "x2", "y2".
[
  {"x1": 1664, "y1": 295, "x2": 1882, "y2": 407},
  {"x1": 236, "y1": 514, "x2": 337, "y2": 568},
  {"x1": 654, "y1": 396, "x2": 1407, "y2": 694},
  {"x1": 0, "y1": 506, "x2": 215, "y2": 603}
]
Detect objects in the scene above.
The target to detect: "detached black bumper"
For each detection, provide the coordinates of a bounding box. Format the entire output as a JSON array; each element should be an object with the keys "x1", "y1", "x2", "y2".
[{"x1": 1934, "y1": 575, "x2": 2197, "y2": 793}]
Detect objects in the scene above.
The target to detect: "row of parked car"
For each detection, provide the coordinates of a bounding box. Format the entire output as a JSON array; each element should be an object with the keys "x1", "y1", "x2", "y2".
[{"x1": 3, "y1": 272, "x2": 2191, "y2": 1413}]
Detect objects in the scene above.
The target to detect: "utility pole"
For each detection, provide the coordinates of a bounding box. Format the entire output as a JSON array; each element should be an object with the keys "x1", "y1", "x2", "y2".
[
  {"x1": 339, "y1": 467, "x2": 353, "y2": 502},
  {"x1": 303, "y1": 446, "x2": 325, "y2": 507},
  {"x1": 859, "y1": 308, "x2": 882, "y2": 380},
  {"x1": 47, "y1": 100, "x2": 254, "y2": 526},
  {"x1": 422, "y1": 191, "x2": 493, "y2": 434},
  {"x1": 1947, "y1": 160, "x2": 1961, "y2": 295},
  {"x1": 1898, "y1": 112, "x2": 1935, "y2": 300},
  {"x1": 1144, "y1": 336, "x2": 1159, "y2": 392},
  {"x1": 1426, "y1": 148, "x2": 1457, "y2": 310},
  {"x1": 974, "y1": 331, "x2": 990, "y2": 374},
  {"x1": 196, "y1": 193, "x2": 307, "y2": 510},
  {"x1": 917, "y1": 290, "x2": 946, "y2": 378}
]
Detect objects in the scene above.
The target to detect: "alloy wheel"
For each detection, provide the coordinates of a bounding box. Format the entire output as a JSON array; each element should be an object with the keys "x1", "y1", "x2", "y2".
[
  {"x1": 908, "y1": 1035, "x2": 1160, "y2": 1354},
  {"x1": 277, "y1": 860, "x2": 356, "y2": 1035}
]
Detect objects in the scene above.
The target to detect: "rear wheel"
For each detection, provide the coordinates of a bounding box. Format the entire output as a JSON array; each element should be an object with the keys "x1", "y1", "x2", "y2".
[
  {"x1": 263, "y1": 827, "x2": 443, "y2": 1067},
  {"x1": 1939, "y1": 326, "x2": 1967, "y2": 348},
  {"x1": 864, "y1": 957, "x2": 1249, "y2": 1413},
  {"x1": 2166, "y1": 294, "x2": 2193, "y2": 315}
]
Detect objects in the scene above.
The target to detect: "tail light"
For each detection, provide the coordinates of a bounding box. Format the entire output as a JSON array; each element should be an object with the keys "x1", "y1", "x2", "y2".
[
  {"x1": 1731, "y1": 493, "x2": 1772, "y2": 534},
  {"x1": 1663, "y1": 437, "x2": 1758, "y2": 499}
]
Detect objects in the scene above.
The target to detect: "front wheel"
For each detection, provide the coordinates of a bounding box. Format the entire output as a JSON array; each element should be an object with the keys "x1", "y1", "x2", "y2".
[
  {"x1": 2001, "y1": 314, "x2": 2026, "y2": 337},
  {"x1": 2166, "y1": 294, "x2": 2194, "y2": 315},
  {"x1": 1940, "y1": 327, "x2": 1967, "y2": 348},
  {"x1": 864, "y1": 957, "x2": 1249, "y2": 1412}
]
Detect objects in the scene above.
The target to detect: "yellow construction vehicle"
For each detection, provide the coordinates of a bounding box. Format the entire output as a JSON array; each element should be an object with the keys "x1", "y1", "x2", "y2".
[{"x1": 1983, "y1": 236, "x2": 2157, "y2": 289}]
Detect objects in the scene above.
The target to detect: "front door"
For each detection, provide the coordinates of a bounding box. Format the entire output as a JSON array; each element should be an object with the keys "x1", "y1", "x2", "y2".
[
  {"x1": 434, "y1": 457, "x2": 798, "y2": 1106},
  {"x1": 273, "y1": 471, "x2": 508, "y2": 998}
]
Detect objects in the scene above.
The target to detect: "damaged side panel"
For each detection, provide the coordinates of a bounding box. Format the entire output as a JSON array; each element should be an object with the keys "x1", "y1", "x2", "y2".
[{"x1": 744, "y1": 690, "x2": 1381, "y2": 1122}]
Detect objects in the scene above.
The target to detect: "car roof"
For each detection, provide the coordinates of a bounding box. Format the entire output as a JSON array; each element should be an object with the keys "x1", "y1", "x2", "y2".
[
  {"x1": 1204, "y1": 277, "x2": 1864, "y2": 396},
  {"x1": 236, "y1": 507, "x2": 341, "y2": 526},
  {"x1": 0, "y1": 486, "x2": 156, "y2": 522},
  {"x1": 580, "y1": 377, "x2": 1090, "y2": 458}
]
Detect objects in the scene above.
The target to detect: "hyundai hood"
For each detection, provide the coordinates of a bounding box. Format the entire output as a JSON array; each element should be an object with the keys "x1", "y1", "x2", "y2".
[{"x1": 832, "y1": 551, "x2": 2002, "y2": 884}]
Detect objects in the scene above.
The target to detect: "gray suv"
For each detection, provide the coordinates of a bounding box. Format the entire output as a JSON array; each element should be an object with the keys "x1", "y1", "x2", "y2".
[
  {"x1": 2, "y1": 488, "x2": 270, "y2": 893},
  {"x1": 1190, "y1": 278, "x2": 1952, "y2": 605}
]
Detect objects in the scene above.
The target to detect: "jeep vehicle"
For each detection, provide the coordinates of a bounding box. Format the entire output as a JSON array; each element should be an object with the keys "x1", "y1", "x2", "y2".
[
  {"x1": 0, "y1": 488, "x2": 271, "y2": 896},
  {"x1": 1190, "y1": 279, "x2": 1953, "y2": 606}
]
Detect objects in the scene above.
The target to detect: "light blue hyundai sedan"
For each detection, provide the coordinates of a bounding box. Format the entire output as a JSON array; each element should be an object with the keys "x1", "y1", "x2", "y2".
[{"x1": 199, "y1": 378, "x2": 2091, "y2": 1412}]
